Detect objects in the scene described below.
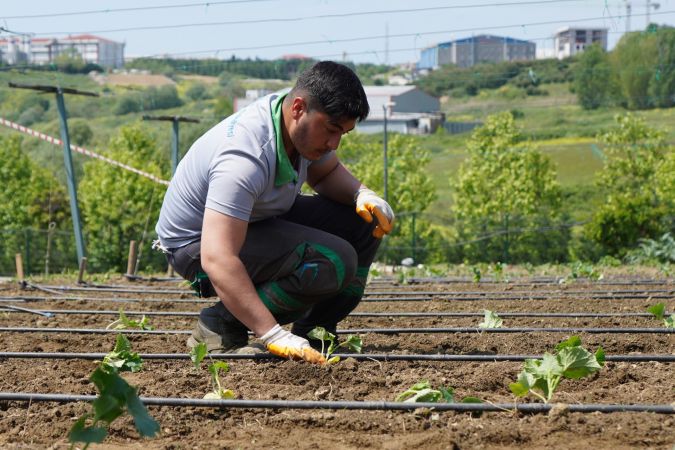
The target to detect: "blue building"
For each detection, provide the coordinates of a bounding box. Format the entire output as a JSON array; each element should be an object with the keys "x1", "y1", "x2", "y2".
[{"x1": 418, "y1": 34, "x2": 536, "y2": 70}]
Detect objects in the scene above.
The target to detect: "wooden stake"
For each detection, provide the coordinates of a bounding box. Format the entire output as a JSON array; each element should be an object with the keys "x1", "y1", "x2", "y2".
[
  {"x1": 15, "y1": 253, "x2": 24, "y2": 283},
  {"x1": 77, "y1": 257, "x2": 88, "y2": 284},
  {"x1": 126, "y1": 240, "x2": 138, "y2": 277}
]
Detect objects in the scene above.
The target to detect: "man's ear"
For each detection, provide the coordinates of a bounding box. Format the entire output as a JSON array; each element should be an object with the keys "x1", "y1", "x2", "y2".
[{"x1": 290, "y1": 97, "x2": 307, "y2": 120}]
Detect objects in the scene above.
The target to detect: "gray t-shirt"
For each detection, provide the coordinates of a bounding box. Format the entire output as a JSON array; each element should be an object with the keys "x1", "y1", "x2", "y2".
[{"x1": 155, "y1": 93, "x2": 313, "y2": 249}]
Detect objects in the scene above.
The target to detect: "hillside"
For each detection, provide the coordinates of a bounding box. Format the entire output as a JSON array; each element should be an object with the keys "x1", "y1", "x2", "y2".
[{"x1": 0, "y1": 66, "x2": 673, "y2": 251}]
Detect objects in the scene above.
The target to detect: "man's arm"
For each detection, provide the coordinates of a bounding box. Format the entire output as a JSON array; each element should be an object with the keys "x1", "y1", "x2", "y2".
[
  {"x1": 307, "y1": 152, "x2": 362, "y2": 204},
  {"x1": 201, "y1": 208, "x2": 277, "y2": 337},
  {"x1": 308, "y1": 151, "x2": 395, "y2": 238}
]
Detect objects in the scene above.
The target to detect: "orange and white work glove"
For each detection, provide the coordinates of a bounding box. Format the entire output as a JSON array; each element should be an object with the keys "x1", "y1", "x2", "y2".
[
  {"x1": 355, "y1": 188, "x2": 395, "y2": 239},
  {"x1": 260, "y1": 324, "x2": 326, "y2": 365}
]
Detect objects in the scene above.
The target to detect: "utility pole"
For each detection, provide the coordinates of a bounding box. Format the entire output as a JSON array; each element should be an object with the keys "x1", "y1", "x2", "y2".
[
  {"x1": 142, "y1": 115, "x2": 200, "y2": 175},
  {"x1": 625, "y1": 1, "x2": 632, "y2": 32},
  {"x1": 646, "y1": 0, "x2": 660, "y2": 28},
  {"x1": 382, "y1": 105, "x2": 389, "y2": 203},
  {"x1": 382, "y1": 101, "x2": 395, "y2": 203},
  {"x1": 9, "y1": 82, "x2": 97, "y2": 265}
]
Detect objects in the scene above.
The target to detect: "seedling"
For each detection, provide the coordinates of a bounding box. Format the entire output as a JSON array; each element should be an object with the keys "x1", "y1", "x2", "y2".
[
  {"x1": 647, "y1": 303, "x2": 675, "y2": 329},
  {"x1": 491, "y1": 262, "x2": 508, "y2": 282},
  {"x1": 101, "y1": 334, "x2": 143, "y2": 373},
  {"x1": 190, "y1": 342, "x2": 236, "y2": 399},
  {"x1": 567, "y1": 262, "x2": 603, "y2": 282},
  {"x1": 204, "y1": 361, "x2": 236, "y2": 400},
  {"x1": 395, "y1": 381, "x2": 482, "y2": 405},
  {"x1": 478, "y1": 310, "x2": 503, "y2": 329},
  {"x1": 471, "y1": 266, "x2": 482, "y2": 283},
  {"x1": 69, "y1": 336, "x2": 159, "y2": 449},
  {"x1": 106, "y1": 308, "x2": 154, "y2": 331},
  {"x1": 509, "y1": 336, "x2": 605, "y2": 403},
  {"x1": 307, "y1": 326, "x2": 362, "y2": 365}
]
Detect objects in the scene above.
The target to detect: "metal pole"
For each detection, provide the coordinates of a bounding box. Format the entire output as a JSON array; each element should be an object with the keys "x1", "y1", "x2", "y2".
[
  {"x1": 411, "y1": 212, "x2": 417, "y2": 262},
  {"x1": 55, "y1": 89, "x2": 86, "y2": 264},
  {"x1": 171, "y1": 118, "x2": 179, "y2": 175},
  {"x1": 382, "y1": 104, "x2": 388, "y2": 203}
]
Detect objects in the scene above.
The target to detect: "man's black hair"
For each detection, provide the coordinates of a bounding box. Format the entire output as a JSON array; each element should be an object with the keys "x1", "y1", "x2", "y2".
[{"x1": 290, "y1": 61, "x2": 369, "y2": 122}]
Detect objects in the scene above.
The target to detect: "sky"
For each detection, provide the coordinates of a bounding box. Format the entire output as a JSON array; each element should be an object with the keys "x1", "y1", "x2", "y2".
[{"x1": 1, "y1": 0, "x2": 674, "y2": 65}]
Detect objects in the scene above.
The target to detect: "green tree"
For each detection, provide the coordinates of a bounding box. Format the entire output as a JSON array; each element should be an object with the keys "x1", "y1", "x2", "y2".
[
  {"x1": 610, "y1": 26, "x2": 675, "y2": 109},
  {"x1": 574, "y1": 44, "x2": 612, "y2": 109},
  {"x1": 338, "y1": 133, "x2": 440, "y2": 263},
  {"x1": 611, "y1": 31, "x2": 657, "y2": 109},
  {"x1": 450, "y1": 112, "x2": 569, "y2": 263},
  {"x1": 586, "y1": 114, "x2": 672, "y2": 256},
  {"x1": 79, "y1": 125, "x2": 167, "y2": 272},
  {"x1": 0, "y1": 135, "x2": 69, "y2": 274},
  {"x1": 648, "y1": 26, "x2": 675, "y2": 108}
]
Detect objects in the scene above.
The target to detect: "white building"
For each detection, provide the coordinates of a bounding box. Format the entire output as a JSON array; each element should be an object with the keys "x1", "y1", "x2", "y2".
[
  {"x1": 554, "y1": 27, "x2": 608, "y2": 59},
  {"x1": 358, "y1": 86, "x2": 443, "y2": 135},
  {"x1": 0, "y1": 34, "x2": 125, "y2": 68}
]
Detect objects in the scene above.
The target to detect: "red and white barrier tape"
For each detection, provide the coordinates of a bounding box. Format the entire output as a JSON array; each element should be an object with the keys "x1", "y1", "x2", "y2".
[{"x1": 0, "y1": 117, "x2": 170, "y2": 186}]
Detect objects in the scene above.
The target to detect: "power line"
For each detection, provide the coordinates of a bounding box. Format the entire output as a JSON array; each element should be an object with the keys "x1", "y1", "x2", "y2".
[
  {"x1": 0, "y1": 0, "x2": 274, "y2": 20},
  {"x1": 29, "y1": 0, "x2": 589, "y2": 36},
  {"x1": 137, "y1": 9, "x2": 675, "y2": 59}
]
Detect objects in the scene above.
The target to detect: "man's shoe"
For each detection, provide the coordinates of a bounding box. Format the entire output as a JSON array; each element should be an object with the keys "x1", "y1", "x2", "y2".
[{"x1": 186, "y1": 303, "x2": 250, "y2": 352}]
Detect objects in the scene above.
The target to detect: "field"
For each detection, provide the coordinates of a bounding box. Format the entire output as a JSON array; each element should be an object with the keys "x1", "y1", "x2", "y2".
[{"x1": 0, "y1": 271, "x2": 673, "y2": 449}]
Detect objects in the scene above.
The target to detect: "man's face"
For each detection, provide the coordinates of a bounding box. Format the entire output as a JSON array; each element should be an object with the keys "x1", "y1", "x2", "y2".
[{"x1": 291, "y1": 107, "x2": 356, "y2": 161}]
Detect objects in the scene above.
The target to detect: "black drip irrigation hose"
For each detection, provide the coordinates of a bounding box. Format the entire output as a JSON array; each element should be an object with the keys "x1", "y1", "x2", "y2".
[
  {"x1": 2, "y1": 292, "x2": 671, "y2": 305},
  {"x1": 23, "y1": 281, "x2": 675, "y2": 297},
  {"x1": 25, "y1": 282, "x2": 189, "y2": 295},
  {"x1": 0, "y1": 392, "x2": 672, "y2": 414},
  {"x1": 0, "y1": 308, "x2": 659, "y2": 319},
  {"x1": 363, "y1": 294, "x2": 674, "y2": 302},
  {"x1": 0, "y1": 352, "x2": 673, "y2": 363},
  {"x1": 403, "y1": 277, "x2": 673, "y2": 286},
  {"x1": 0, "y1": 326, "x2": 672, "y2": 335},
  {"x1": 364, "y1": 289, "x2": 675, "y2": 296}
]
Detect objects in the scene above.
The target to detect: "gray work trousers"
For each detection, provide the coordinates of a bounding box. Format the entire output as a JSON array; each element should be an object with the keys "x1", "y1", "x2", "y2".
[{"x1": 167, "y1": 194, "x2": 381, "y2": 337}]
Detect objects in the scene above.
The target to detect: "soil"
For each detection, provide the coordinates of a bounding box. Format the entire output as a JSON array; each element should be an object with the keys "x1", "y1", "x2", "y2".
[{"x1": 0, "y1": 276, "x2": 673, "y2": 449}]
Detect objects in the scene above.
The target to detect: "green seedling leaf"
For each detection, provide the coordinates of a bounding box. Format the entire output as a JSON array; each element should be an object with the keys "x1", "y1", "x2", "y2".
[
  {"x1": 395, "y1": 381, "x2": 445, "y2": 403},
  {"x1": 73, "y1": 364, "x2": 160, "y2": 446},
  {"x1": 664, "y1": 315, "x2": 675, "y2": 329},
  {"x1": 102, "y1": 334, "x2": 143, "y2": 373},
  {"x1": 68, "y1": 415, "x2": 108, "y2": 446},
  {"x1": 558, "y1": 346, "x2": 603, "y2": 379},
  {"x1": 647, "y1": 303, "x2": 666, "y2": 320},
  {"x1": 555, "y1": 335, "x2": 582, "y2": 351},
  {"x1": 509, "y1": 370, "x2": 535, "y2": 397},
  {"x1": 125, "y1": 389, "x2": 160, "y2": 437},
  {"x1": 339, "y1": 335, "x2": 363, "y2": 354},
  {"x1": 478, "y1": 310, "x2": 503, "y2": 329},
  {"x1": 206, "y1": 361, "x2": 234, "y2": 400},
  {"x1": 190, "y1": 342, "x2": 208, "y2": 369},
  {"x1": 204, "y1": 389, "x2": 236, "y2": 400},
  {"x1": 309, "y1": 327, "x2": 362, "y2": 364},
  {"x1": 511, "y1": 337, "x2": 604, "y2": 403},
  {"x1": 106, "y1": 308, "x2": 154, "y2": 331},
  {"x1": 439, "y1": 386, "x2": 455, "y2": 403},
  {"x1": 307, "y1": 326, "x2": 334, "y2": 342},
  {"x1": 471, "y1": 266, "x2": 481, "y2": 283},
  {"x1": 595, "y1": 347, "x2": 606, "y2": 367}
]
